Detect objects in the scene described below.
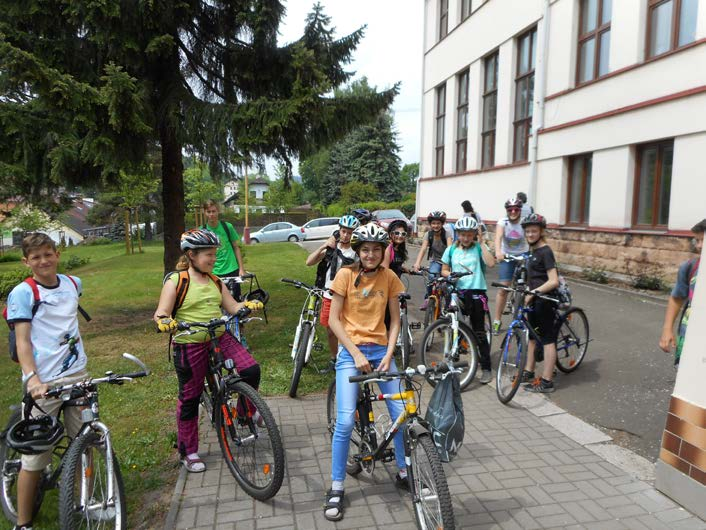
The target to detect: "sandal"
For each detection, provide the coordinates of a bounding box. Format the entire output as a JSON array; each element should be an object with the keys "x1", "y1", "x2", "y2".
[
  {"x1": 323, "y1": 489, "x2": 344, "y2": 521},
  {"x1": 182, "y1": 454, "x2": 206, "y2": 473}
]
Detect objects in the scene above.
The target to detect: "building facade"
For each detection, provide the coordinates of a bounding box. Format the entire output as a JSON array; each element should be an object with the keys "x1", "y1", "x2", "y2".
[{"x1": 418, "y1": 0, "x2": 706, "y2": 279}]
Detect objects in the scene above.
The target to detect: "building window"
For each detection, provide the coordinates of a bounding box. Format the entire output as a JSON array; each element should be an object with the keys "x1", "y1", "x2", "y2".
[
  {"x1": 455, "y1": 70, "x2": 469, "y2": 173},
  {"x1": 440, "y1": 0, "x2": 449, "y2": 39},
  {"x1": 633, "y1": 140, "x2": 674, "y2": 228},
  {"x1": 567, "y1": 154, "x2": 592, "y2": 225},
  {"x1": 461, "y1": 0, "x2": 472, "y2": 21},
  {"x1": 435, "y1": 83, "x2": 446, "y2": 176},
  {"x1": 513, "y1": 27, "x2": 537, "y2": 163},
  {"x1": 577, "y1": 0, "x2": 612, "y2": 84},
  {"x1": 481, "y1": 52, "x2": 498, "y2": 169},
  {"x1": 647, "y1": 0, "x2": 698, "y2": 58}
]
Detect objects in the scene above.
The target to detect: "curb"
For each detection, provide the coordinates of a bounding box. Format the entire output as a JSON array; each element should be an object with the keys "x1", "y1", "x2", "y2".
[{"x1": 163, "y1": 463, "x2": 187, "y2": 530}]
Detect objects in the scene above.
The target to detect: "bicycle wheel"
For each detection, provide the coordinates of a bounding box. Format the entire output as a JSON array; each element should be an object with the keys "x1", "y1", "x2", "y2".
[
  {"x1": 496, "y1": 326, "x2": 528, "y2": 404},
  {"x1": 400, "y1": 312, "x2": 412, "y2": 369},
  {"x1": 325, "y1": 379, "x2": 362, "y2": 476},
  {"x1": 216, "y1": 381, "x2": 284, "y2": 500},
  {"x1": 59, "y1": 429, "x2": 126, "y2": 529},
  {"x1": 289, "y1": 322, "x2": 311, "y2": 398},
  {"x1": 555, "y1": 307, "x2": 589, "y2": 373},
  {"x1": 409, "y1": 433, "x2": 455, "y2": 530},
  {"x1": 423, "y1": 296, "x2": 437, "y2": 329},
  {"x1": 420, "y1": 318, "x2": 479, "y2": 391}
]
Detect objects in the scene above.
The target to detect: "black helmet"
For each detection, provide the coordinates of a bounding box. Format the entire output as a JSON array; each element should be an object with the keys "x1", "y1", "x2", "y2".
[
  {"x1": 387, "y1": 219, "x2": 408, "y2": 234},
  {"x1": 351, "y1": 208, "x2": 372, "y2": 225},
  {"x1": 521, "y1": 213, "x2": 547, "y2": 229},
  {"x1": 427, "y1": 211, "x2": 447, "y2": 223},
  {"x1": 180, "y1": 228, "x2": 220, "y2": 251},
  {"x1": 6, "y1": 415, "x2": 64, "y2": 455},
  {"x1": 504, "y1": 198, "x2": 523, "y2": 210},
  {"x1": 244, "y1": 288, "x2": 269, "y2": 306},
  {"x1": 351, "y1": 223, "x2": 389, "y2": 252}
]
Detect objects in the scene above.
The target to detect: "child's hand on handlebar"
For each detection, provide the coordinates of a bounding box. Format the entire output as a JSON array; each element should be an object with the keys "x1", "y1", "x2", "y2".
[{"x1": 156, "y1": 317, "x2": 178, "y2": 333}]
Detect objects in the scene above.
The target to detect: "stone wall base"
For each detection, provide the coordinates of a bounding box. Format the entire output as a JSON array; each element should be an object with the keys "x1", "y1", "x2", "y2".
[{"x1": 655, "y1": 460, "x2": 706, "y2": 520}]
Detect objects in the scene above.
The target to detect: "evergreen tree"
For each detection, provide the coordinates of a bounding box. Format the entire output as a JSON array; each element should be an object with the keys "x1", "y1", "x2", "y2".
[{"x1": 0, "y1": 1, "x2": 397, "y2": 271}]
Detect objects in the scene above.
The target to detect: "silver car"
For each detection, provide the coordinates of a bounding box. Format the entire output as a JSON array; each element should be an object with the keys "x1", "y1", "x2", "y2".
[
  {"x1": 302, "y1": 217, "x2": 339, "y2": 240},
  {"x1": 250, "y1": 222, "x2": 303, "y2": 243}
]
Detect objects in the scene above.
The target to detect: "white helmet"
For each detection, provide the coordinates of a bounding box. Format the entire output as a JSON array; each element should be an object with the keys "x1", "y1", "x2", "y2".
[
  {"x1": 351, "y1": 223, "x2": 389, "y2": 252},
  {"x1": 454, "y1": 217, "x2": 479, "y2": 232}
]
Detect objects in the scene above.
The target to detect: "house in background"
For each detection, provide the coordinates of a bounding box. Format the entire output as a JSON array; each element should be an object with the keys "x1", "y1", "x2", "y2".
[
  {"x1": 223, "y1": 178, "x2": 240, "y2": 198},
  {"x1": 249, "y1": 178, "x2": 270, "y2": 200},
  {"x1": 0, "y1": 199, "x2": 89, "y2": 248}
]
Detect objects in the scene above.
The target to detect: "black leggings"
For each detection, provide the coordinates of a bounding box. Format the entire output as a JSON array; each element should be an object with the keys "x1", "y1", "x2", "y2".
[{"x1": 460, "y1": 290, "x2": 491, "y2": 371}]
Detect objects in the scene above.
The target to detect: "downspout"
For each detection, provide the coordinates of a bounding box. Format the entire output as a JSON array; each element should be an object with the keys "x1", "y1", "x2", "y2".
[
  {"x1": 415, "y1": 1, "x2": 429, "y2": 237},
  {"x1": 529, "y1": 0, "x2": 551, "y2": 207}
]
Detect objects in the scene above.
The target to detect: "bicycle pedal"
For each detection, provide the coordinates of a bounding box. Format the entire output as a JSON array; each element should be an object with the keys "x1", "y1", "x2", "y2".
[
  {"x1": 409, "y1": 322, "x2": 422, "y2": 329},
  {"x1": 382, "y1": 449, "x2": 395, "y2": 463},
  {"x1": 313, "y1": 343, "x2": 324, "y2": 352}
]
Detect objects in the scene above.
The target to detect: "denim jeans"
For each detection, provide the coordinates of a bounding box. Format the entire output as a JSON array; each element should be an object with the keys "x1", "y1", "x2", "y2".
[
  {"x1": 331, "y1": 344, "x2": 406, "y2": 483},
  {"x1": 425, "y1": 260, "x2": 442, "y2": 298}
]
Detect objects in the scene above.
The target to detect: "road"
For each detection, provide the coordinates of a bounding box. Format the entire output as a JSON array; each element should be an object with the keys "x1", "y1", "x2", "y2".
[{"x1": 299, "y1": 239, "x2": 673, "y2": 461}]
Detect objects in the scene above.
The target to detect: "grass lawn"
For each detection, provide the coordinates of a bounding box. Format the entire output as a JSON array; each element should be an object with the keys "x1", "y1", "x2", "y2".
[{"x1": 0, "y1": 241, "x2": 329, "y2": 529}]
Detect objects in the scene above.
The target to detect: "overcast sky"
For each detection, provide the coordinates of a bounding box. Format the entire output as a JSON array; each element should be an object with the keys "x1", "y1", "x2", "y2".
[{"x1": 278, "y1": 0, "x2": 424, "y2": 171}]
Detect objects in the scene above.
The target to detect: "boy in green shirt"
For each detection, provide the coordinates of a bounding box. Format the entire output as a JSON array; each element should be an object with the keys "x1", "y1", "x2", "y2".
[{"x1": 202, "y1": 200, "x2": 247, "y2": 299}]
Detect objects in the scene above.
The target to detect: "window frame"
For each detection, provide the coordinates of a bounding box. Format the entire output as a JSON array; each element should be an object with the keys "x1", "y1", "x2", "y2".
[
  {"x1": 566, "y1": 153, "x2": 593, "y2": 226},
  {"x1": 646, "y1": 0, "x2": 697, "y2": 59},
  {"x1": 439, "y1": 0, "x2": 449, "y2": 40},
  {"x1": 576, "y1": 0, "x2": 612, "y2": 85},
  {"x1": 461, "y1": 0, "x2": 472, "y2": 21},
  {"x1": 632, "y1": 139, "x2": 674, "y2": 229},
  {"x1": 481, "y1": 51, "x2": 499, "y2": 169},
  {"x1": 455, "y1": 69, "x2": 469, "y2": 173},
  {"x1": 435, "y1": 83, "x2": 447, "y2": 176},
  {"x1": 513, "y1": 27, "x2": 537, "y2": 163}
]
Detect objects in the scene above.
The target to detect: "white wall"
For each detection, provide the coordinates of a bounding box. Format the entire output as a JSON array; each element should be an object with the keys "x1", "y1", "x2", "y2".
[
  {"x1": 587, "y1": 146, "x2": 634, "y2": 228},
  {"x1": 670, "y1": 133, "x2": 706, "y2": 230},
  {"x1": 545, "y1": 0, "x2": 577, "y2": 95}
]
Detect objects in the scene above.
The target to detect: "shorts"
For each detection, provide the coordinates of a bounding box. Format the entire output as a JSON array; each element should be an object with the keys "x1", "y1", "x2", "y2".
[
  {"x1": 497, "y1": 259, "x2": 519, "y2": 282},
  {"x1": 320, "y1": 296, "x2": 332, "y2": 327},
  {"x1": 21, "y1": 369, "x2": 89, "y2": 472},
  {"x1": 527, "y1": 298, "x2": 559, "y2": 346}
]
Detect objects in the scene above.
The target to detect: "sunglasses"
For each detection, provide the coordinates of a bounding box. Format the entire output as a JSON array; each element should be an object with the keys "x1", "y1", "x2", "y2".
[
  {"x1": 392, "y1": 231, "x2": 407, "y2": 237},
  {"x1": 507, "y1": 207, "x2": 521, "y2": 213}
]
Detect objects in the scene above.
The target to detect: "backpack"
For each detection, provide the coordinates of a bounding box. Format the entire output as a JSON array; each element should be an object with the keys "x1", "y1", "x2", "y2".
[
  {"x1": 3, "y1": 276, "x2": 91, "y2": 363},
  {"x1": 163, "y1": 270, "x2": 223, "y2": 318},
  {"x1": 426, "y1": 227, "x2": 448, "y2": 260}
]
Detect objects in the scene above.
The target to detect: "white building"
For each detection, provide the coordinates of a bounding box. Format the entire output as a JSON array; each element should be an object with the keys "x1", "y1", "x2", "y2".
[
  {"x1": 223, "y1": 178, "x2": 240, "y2": 199},
  {"x1": 418, "y1": 0, "x2": 706, "y2": 278}
]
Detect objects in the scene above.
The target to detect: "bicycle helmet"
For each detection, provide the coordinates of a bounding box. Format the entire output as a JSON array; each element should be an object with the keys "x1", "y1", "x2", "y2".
[
  {"x1": 338, "y1": 215, "x2": 360, "y2": 230},
  {"x1": 351, "y1": 223, "x2": 389, "y2": 252},
  {"x1": 244, "y1": 288, "x2": 270, "y2": 306},
  {"x1": 504, "y1": 198, "x2": 523, "y2": 210},
  {"x1": 6, "y1": 415, "x2": 64, "y2": 455},
  {"x1": 387, "y1": 219, "x2": 408, "y2": 234},
  {"x1": 521, "y1": 213, "x2": 547, "y2": 228},
  {"x1": 180, "y1": 228, "x2": 220, "y2": 251},
  {"x1": 454, "y1": 216, "x2": 479, "y2": 232},
  {"x1": 427, "y1": 211, "x2": 447, "y2": 223},
  {"x1": 351, "y1": 208, "x2": 372, "y2": 225}
]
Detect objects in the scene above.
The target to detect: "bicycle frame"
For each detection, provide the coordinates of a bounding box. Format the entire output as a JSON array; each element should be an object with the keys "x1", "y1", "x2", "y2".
[{"x1": 291, "y1": 290, "x2": 322, "y2": 362}]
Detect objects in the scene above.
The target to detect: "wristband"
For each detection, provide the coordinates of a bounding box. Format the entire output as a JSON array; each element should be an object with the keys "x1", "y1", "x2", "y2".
[{"x1": 22, "y1": 371, "x2": 37, "y2": 384}]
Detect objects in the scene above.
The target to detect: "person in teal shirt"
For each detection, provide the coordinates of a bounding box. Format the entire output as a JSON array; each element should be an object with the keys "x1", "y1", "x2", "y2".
[
  {"x1": 441, "y1": 216, "x2": 496, "y2": 383},
  {"x1": 202, "y1": 200, "x2": 247, "y2": 300}
]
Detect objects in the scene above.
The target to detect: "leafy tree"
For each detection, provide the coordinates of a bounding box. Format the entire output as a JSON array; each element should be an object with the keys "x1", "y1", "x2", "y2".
[
  {"x1": 400, "y1": 163, "x2": 419, "y2": 194},
  {"x1": 265, "y1": 178, "x2": 304, "y2": 212},
  {"x1": 299, "y1": 148, "x2": 330, "y2": 204},
  {"x1": 184, "y1": 159, "x2": 223, "y2": 210},
  {"x1": 0, "y1": 2, "x2": 398, "y2": 272},
  {"x1": 340, "y1": 181, "x2": 377, "y2": 206},
  {"x1": 2, "y1": 204, "x2": 61, "y2": 233}
]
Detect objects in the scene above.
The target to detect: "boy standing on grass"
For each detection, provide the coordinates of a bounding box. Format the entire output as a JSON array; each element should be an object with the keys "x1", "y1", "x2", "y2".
[{"x1": 5, "y1": 233, "x2": 89, "y2": 530}]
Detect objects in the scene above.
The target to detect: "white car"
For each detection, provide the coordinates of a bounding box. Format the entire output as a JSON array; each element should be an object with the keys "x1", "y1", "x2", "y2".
[{"x1": 302, "y1": 217, "x2": 340, "y2": 240}]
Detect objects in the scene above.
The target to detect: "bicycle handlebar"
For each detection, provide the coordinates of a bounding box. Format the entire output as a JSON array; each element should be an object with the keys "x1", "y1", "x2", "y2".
[
  {"x1": 490, "y1": 282, "x2": 559, "y2": 303},
  {"x1": 280, "y1": 277, "x2": 327, "y2": 295},
  {"x1": 348, "y1": 361, "x2": 469, "y2": 384},
  {"x1": 175, "y1": 309, "x2": 252, "y2": 335}
]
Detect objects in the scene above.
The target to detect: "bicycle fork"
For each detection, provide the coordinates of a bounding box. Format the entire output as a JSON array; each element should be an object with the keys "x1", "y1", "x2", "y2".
[{"x1": 80, "y1": 422, "x2": 117, "y2": 517}]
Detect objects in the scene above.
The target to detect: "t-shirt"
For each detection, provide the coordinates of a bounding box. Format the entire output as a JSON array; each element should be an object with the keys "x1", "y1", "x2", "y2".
[
  {"x1": 169, "y1": 272, "x2": 223, "y2": 343},
  {"x1": 527, "y1": 245, "x2": 557, "y2": 291},
  {"x1": 500, "y1": 217, "x2": 529, "y2": 255},
  {"x1": 429, "y1": 234, "x2": 447, "y2": 262},
  {"x1": 329, "y1": 267, "x2": 405, "y2": 346},
  {"x1": 323, "y1": 245, "x2": 358, "y2": 300},
  {"x1": 520, "y1": 203, "x2": 533, "y2": 219},
  {"x1": 441, "y1": 244, "x2": 487, "y2": 291},
  {"x1": 671, "y1": 257, "x2": 699, "y2": 299},
  {"x1": 204, "y1": 221, "x2": 241, "y2": 276},
  {"x1": 388, "y1": 244, "x2": 406, "y2": 278},
  {"x1": 6, "y1": 275, "x2": 87, "y2": 383}
]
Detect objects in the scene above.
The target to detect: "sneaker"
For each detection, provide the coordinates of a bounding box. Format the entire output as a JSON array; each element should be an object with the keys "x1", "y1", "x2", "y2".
[
  {"x1": 394, "y1": 472, "x2": 410, "y2": 491},
  {"x1": 14, "y1": 525, "x2": 33, "y2": 530},
  {"x1": 492, "y1": 320, "x2": 501, "y2": 335},
  {"x1": 523, "y1": 378, "x2": 555, "y2": 394},
  {"x1": 520, "y1": 370, "x2": 535, "y2": 383},
  {"x1": 478, "y1": 369, "x2": 492, "y2": 384},
  {"x1": 419, "y1": 299, "x2": 429, "y2": 311}
]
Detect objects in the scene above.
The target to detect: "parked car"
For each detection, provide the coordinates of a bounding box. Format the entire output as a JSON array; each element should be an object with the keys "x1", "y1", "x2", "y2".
[
  {"x1": 301, "y1": 217, "x2": 340, "y2": 240},
  {"x1": 372, "y1": 209, "x2": 413, "y2": 234},
  {"x1": 250, "y1": 222, "x2": 302, "y2": 243}
]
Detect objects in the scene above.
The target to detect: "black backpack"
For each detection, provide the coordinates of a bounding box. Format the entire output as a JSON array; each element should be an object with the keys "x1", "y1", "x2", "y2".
[{"x1": 314, "y1": 231, "x2": 356, "y2": 288}]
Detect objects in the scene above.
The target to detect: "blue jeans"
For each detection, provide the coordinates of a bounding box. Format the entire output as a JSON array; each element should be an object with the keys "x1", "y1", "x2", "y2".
[
  {"x1": 331, "y1": 344, "x2": 406, "y2": 483},
  {"x1": 425, "y1": 260, "x2": 442, "y2": 298}
]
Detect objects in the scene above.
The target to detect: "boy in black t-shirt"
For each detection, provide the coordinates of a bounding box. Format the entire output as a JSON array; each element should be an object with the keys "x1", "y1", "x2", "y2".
[{"x1": 520, "y1": 214, "x2": 560, "y2": 393}]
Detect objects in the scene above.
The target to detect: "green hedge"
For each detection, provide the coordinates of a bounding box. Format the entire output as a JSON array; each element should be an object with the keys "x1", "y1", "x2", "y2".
[
  {"x1": 0, "y1": 269, "x2": 30, "y2": 299},
  {"x1": 325, "y1": 199, "x2": 415, "y2": 219}
]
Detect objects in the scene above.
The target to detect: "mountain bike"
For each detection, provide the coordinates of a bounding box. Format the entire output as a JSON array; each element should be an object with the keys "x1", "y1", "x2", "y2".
[
  {"x1": 326, "y1": 362, "x2": 466, "y2": 530},
  {"x1": 420, "y1": 267, "x2": 449, "y2": 330},
  {"x1": 0, "y1": 353, "x2": 150, "y2": 529},
  {"x1": 221, "y1": 273, "x2": 269, "y2": 323},
  {"x1": 280, "y1": 278, "x2": 328, "y2": 398},
  {"x1": 175, "y1": 311, "x2": 284, "y2": 500},
  {"x1": 395, "y1": 290, "x2": 422, "y2": 369},
  {"x1": 419, "y1": 272, "x2": 479, "y2": 391}
]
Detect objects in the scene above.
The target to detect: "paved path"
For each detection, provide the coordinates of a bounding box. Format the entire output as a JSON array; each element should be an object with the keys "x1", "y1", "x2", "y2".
[{"x1": 165, "y1": 385, "x2": 705, "y2": 529}]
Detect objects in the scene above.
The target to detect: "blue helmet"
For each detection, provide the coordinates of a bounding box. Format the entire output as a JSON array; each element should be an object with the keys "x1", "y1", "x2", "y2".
[{"x1": 338, "y1": 215, "x2": 360, "y2": 230}]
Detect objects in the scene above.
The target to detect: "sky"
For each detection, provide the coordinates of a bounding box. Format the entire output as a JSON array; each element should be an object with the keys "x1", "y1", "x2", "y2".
[{"x1": 277, "y1": 0, "x2": 424, "y2": 172}]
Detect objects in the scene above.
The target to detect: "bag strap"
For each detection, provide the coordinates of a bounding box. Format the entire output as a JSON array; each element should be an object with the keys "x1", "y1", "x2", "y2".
[
  {"x1": 172, "y1": 270, "x2": 190, "y2": 318},
  {"x1": 64, "y1": 275, "x2": 92, "y2": 322},
  {"x1": 23, "y1": 278, "x2": 41, "y2": 316},
  {"x1": 220, "y1": 220, "x2": 234, "y2": 245}
]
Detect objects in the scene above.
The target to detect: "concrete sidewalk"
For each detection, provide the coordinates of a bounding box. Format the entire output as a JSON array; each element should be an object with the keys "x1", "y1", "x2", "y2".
[{"x1": 164, "y1": 382, "x2": 705, "y2": 530}]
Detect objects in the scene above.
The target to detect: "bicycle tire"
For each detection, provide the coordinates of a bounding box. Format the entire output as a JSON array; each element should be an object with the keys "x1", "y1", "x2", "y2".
[
  {"x1": 288, "y1": 322, "x2": 311, "y2": 398},
  {"x1": 216, "y1": 381, "x2": 284, "y2": 500},
  {"x1": 555, "y1": 307, "x2": 589, "y2": 373},
  {"x1": 420, "y1": 318, "x2": 479, "y2": 391},
  {"x1": 496, "y1": 326, "x2": 528, "y2": 404},
  {"x1": 400, "y1": 312, "x2": 412, "y2": 369},
  {"x1": 423, "y1": 296, "x2": 437, "y2": 329},
  {"x1": 409, "y1": 433, "x2": 455, "y2": 530},
  {"x1": 59, "y1": 429, "x2": 126, "y2": 529},
  {"x1": 325, "y1": 379, "x2": 362, "y2": 476}
]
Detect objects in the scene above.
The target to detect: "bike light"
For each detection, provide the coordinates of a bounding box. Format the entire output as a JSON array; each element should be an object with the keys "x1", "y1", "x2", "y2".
[{"x1": 263, "y1": 464, "x2": 271, "y2": 474}]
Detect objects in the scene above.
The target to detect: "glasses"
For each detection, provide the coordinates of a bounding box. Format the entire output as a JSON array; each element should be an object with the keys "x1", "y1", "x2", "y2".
[
  {"x1": 392, "y1": 231, "x2": 407, "y2": 237},
  {"x1": 507, "y1": 207, "x2": 521, "y2": 213}
]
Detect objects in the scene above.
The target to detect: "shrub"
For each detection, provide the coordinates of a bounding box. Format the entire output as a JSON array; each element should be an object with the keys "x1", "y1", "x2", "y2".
[
  {"x1": 582, "y1": 266, "x2": 609, "y2": 284},
  {"x1": 82, "y1": 236, "x2": 112, "y2": 246},
  {"x1": 628, "y1": 263, "x2": 666, "y2": 291},
  {"x1": 0, "y1": 269, "x2": 31, "y2": 299},
  {"x1": 0, "y1": 253, "x2": 21, "y2": 263},
  {"x1": 64, "y1": 255, "x2": 91, "y2": 271}
]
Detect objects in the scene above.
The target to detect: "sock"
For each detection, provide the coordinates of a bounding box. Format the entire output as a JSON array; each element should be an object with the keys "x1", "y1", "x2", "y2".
[{"x1": 332, "y1": 480, "x2": 344, "y2": 491}]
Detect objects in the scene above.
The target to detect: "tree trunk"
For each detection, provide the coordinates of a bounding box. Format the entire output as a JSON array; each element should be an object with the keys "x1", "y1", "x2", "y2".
[
  {"x1": 160, "y1": 123, "x2": 185, "y2": 273},
  {"x1": 144, "y1": 209, "x2": 152, "y2": 241},
  {"x1": 135, "y1": 208, "x2": 143, "y2": 253},
  {"x1": 124, "y1": 208, "x2": 131, "y2": 255}
]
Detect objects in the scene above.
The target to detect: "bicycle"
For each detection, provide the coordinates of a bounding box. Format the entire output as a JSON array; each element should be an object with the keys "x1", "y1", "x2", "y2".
[
  {"x1": 419, "y1": 267, "x2": 450, "y2": 330},
  {"x1": 221, "y1": 273, "x2": 269, "y2": 323},
  {"x1": 280, "y1": 278, "x2": 328, "y2": 398},
  {"x1": 395, "y1": 291, "x2": 420, "y2": 369},
  {"x1": 419, "y1": 272, "x2": 480, "y2": 391},
  {"x1": 326, "y1": 362, "x2": 465, "y2": 530},
  {"x1": 492, "y1": 282, "x2": 590, "y2": 403},
  {"x1": 174, "y1": 311, "x2": 285, "y2": 500},
  {"x1": 0, "y1": 353, "x2": 150, "y2": 529}
]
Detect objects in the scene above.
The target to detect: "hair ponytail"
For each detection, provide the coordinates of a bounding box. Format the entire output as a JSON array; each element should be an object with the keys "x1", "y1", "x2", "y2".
[{"x1": 176, "y1": 254, "x2": 190, "y2": 271}]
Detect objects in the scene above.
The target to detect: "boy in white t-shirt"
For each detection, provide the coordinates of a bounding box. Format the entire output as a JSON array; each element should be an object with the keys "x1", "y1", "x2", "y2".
[{"x1": 5, "y1": 233, "x2": 89, "y2": 530}]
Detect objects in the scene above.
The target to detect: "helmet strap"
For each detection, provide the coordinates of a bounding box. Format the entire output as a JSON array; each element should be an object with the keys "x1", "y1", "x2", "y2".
[{"x1": 354, "y1": 266, "x2": 379, "y2": 288}]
